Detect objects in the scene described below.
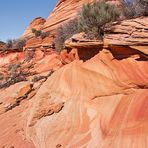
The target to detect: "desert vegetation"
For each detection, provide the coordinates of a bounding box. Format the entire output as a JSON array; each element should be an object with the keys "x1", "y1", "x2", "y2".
[
  {"x1": 32, "y1": 28, "x2": 48, "y2": 39},
  {"x1": 0, "y1": 63, "x2": 27, "y2": 89},
  {"x1": 121, "y1": 0, "x2": 148, "y2": 19},
  {"x1": 55, "y1": 0, "x2": 120, "y2": 51},
  {"x1": 6, "y1": 38, "x2": 26, "y2": 51},
  {"x1": 54, "y1": 0, "x2": 148, "y2": 51},
  {"x1": 54, "y1": 18, "x2": 79, "y2": 50},
  {"x1": 78, "y1": 0, "x2": 120, "y2": 39}
]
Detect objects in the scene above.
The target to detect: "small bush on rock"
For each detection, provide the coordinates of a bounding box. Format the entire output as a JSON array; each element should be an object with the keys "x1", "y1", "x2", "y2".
[
  {"x1": 54, "y1": 18, "x2": 79, "y2": 51},
  {"x1": 32, "y1": 28, "x2": 36, "y2": 33},
  {"x1": 78, "y1": 0, "x2": 120, "y2": 39},
  {"x1": 32, "y1": 28, "x2": 48, "y2": 38},
  {"x1": 35, "y1": 30, "x2": 42, "y2": 37}
]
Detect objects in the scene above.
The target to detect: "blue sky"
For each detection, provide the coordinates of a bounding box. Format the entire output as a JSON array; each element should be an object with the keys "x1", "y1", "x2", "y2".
[{"x1": 0, "y1": 0, "x2": 58, "y2": 41}]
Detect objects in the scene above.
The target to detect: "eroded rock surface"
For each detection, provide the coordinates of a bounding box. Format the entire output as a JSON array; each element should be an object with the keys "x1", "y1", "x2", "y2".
[
  {"x1": 26, "y1": 48, "x2": 148, "y2": 148},
  {"x1": 0, "y1": 1, "x2": 147, "y2": 148},
  {"x1": 105, "y1": 17, "x2": 148, "y2": 54}
]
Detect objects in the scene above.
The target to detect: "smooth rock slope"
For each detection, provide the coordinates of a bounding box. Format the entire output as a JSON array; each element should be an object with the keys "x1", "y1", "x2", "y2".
[{"x1": 27, "y1": 48, "x2": 148, "y2": 148}]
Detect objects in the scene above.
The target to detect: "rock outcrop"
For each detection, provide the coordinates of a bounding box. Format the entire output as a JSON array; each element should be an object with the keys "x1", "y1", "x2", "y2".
[
  {"x1": 26, "y1": 47, "x2": 148, "y2": 148},
  {"x1": 104, "y1": 17, "x2": 148, "y2": 55},
  {"x1": 0, "y1": 0, "x2": 147, "y2": 147}
]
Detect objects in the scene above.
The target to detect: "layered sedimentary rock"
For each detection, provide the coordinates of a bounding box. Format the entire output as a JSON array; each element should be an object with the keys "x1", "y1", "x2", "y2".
[
  {"x1": 43, "y1": 0, "x2": 120, "y2": 32},
  {"x1": 23, "y1": 17, "x2": 46, "y2": 37},
  {"x1": 25, "y1": 17, "x2": 148, "y2": 147},
  {"x1": 0, "y1": 1, "x2": 148, "y2": 147},
  {"x1": 23, "y1": 0, "x2": 121, "y2": 36},
  {"x1": 26, "y1": 48, "x2": 148, "y2": 148},
  {"x1": 104, "y1": 17, "x2": 148, "y2": 55}
]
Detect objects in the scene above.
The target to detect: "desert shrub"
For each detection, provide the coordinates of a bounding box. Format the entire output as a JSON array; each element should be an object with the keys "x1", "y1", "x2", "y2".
[
  {"x1": 0, "y1": 63, "x2": 28, "y2": 89},
  {"x1": 121, "y1": 0, "x2": 148, "y2": 19},
  {"x1": 40, "y1": 32, "x2": 48, "y2": 39},
  {"x1": 32, "y1": 28, "x2": 48, "y2": 39},
  {"x1": 0, "y1": 41, "x2": 5, "y2": 45},
  {"x1": 32, "y1": 75, "x2": 46, "y2": 82},
  {"x1": 6, "y1": 39, "x2": 26, "y2": 50},
  {"x1": 13, "y1": 39, "x2": 26, "y2": 50},
  {"x1": 32, "y1": 28, "x2": 42, "y2": 37},
  {"x1": 35, "y1": 30, "x2": 42, "y2": 37},
  {"x1": 54, "y1": 18, "x2": 79, "y2": 51},
  {"x1": 32, "y1": 28, "x2": 36, "y2": 33},
  {"x1": 0, "y1": 74, "x2": 27, "y2": 89},
  {"x1": 78, "y1": 0, "x2": 120, "y2": 39}
]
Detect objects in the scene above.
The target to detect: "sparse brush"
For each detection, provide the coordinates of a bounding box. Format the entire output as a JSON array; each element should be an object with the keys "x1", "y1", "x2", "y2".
[
  {"x1": 54, "y1": 18, "x2": 79, "y2": 51},
  {"x1": 78, "y1": 0, "x2": 120, "y2": 39},
  {"x1": 6, "y1": 39, "x2": 26, "y2": 51},
  {"x1": 121, "y1": 0, "x2": 148, "y2": 19},
  {"x1": 32, "y1": 28, "x2": 48, "y2": 38}
]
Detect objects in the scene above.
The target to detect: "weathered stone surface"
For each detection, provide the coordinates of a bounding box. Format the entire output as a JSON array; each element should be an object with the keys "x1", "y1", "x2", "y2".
[
  {"x1": 104, "y1": 17, "x2": 148, "y2": 53},
  {"x1": 65, "y1": 32, "x2": 103, "y2": 49},
  {"x1": 0, "y1": 81, "x2": 35, "y2": 147},
  {"x1": 0, "y1": 1, "x2": 148, "y2": 148},
  {"x1": 24, "y1": 36, "x2": 54, "y2": 49},
  {"x1": 26, "y1": 48, "x2": 148, "y2": 148}
]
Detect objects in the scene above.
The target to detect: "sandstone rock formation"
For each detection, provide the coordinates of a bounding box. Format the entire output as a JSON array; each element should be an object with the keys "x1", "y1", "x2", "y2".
[
  {"x1": 26, "y1": 47, "x2": 148, "y2": 148},
  {"x1": 104, "y1": 17, "x2": 148, "y2": 55},
  {"x1": 23, "y1": 17, "x2": 46, "y2": 37},
  {"x1": 0, "y1": 1, "x2": 148, "y2": 148},
  {"x1": 23, "y1": 0, "x2": 121, "y2": 36},
  {"x1": 43, "y1": 0, "x2": 121, "y2": 32}
]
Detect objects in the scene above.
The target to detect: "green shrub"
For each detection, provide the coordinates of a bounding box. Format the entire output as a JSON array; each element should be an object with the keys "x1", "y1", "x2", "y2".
[
  {"x1": 122, "y1": 0, "x2": 148, "y2": 19},
  {"x1": 34, "y1": 30, "x2": 42, "y2": 37},
  {"x1": 54, "y1": 18, "x2": 79, "y2": 51},
  {"x1": 78, "y1": 0, "x2": 120, "y2": 39}
]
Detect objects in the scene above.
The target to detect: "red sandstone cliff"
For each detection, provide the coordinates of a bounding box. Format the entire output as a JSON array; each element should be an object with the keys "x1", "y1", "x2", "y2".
[{"x1": 0, "y1": 0, "x2": 148, "y2": 148}]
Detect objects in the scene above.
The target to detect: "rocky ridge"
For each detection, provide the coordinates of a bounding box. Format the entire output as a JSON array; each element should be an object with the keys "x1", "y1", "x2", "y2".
[{"x1": 23, "y1": 0, "x2": 121, "y2": 37}]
